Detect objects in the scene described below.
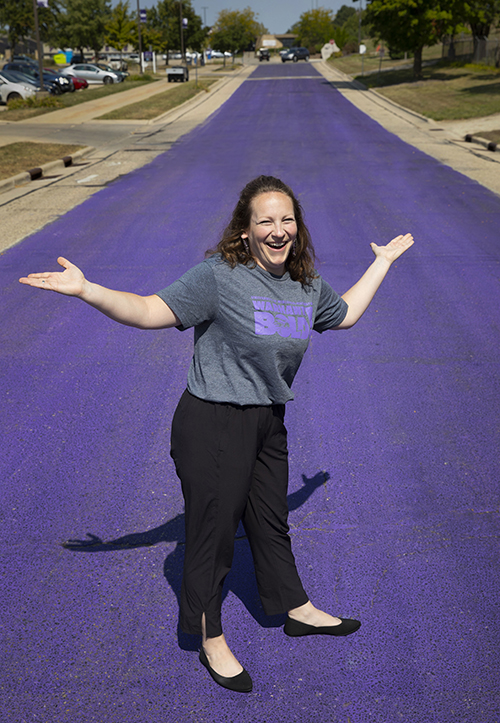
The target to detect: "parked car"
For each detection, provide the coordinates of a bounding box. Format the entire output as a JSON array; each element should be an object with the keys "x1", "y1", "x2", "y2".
[
  {"x1": 2, "y1": 62, "x2": 71, "y2": 93},
  {"x1": 67, "y1": 75, "x2": 88, "y2": 91},
  {"x1": 281, "y1": 47, "x2": 310, "y2": 63},
  {"x1": 98, "y1": 54, "x2": 128, "y2": 71},
  {"x1": 97, "y1": 62, "x2": 128, "y2": 79},
  {"x1": 0, "y1": 75, "x2": 37, "y2": 103},
  {"x1": 209, "y1": 50, "x2": 232, "y2": 59},
  {"x1": 2, "y1": 64, "x2": 57, "y2": 94},
  {"x1": 0, "y1": 69, "x2": 41, "y2": 91},
  {"x1": 12, "y1": 55, "x2": 38, "y2": 67},
  {"x1": 60, "y1": 63, "x2": 125, "y2": 84},
  {"x1": 258, "y1": 48, "x2": 270, "y2": 62},
  {"x1": 68, "y1": 53, "x2": 90, "y2": 64},
  {"x1": 42, "y1": 67, "x2": 75, "y2": 92}
]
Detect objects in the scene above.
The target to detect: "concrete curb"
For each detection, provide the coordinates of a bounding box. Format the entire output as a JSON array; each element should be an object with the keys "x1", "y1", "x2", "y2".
[
  {"x1": 318, "y1": 61, "x2": 437, "y2": 126},
  {"x1": 148, "y1": 69, "x2": 250, "y2": 125},
  {"x1": 464, "y1": 133, "x2": 498, "y2": 152},
  {"x1": 0, "y1": 145, "x2": 95, "y2": 194}
]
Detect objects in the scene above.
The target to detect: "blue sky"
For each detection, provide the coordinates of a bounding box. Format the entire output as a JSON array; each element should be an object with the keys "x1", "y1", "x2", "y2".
[{"x1": 126, "y1": 1, "x2": 357, "y2": 35}]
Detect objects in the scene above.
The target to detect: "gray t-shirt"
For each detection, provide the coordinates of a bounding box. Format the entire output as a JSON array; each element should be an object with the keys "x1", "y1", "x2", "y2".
[{"x1": 156, "y1": 255, "x2": 347, "y2": 405}]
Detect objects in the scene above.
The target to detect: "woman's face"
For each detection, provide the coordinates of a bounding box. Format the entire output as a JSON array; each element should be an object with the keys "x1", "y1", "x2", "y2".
[{"x1": 241, "y1": 192, "x2": 297, "y2": 276}]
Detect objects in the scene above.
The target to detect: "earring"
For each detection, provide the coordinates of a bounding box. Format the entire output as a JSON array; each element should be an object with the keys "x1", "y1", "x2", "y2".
[
  {"x1": 292, "y1": 240, "x2": 297, "y2": 257},
  {"x1": 242, "y1": 238, "x2": 250, "y2": 254}
]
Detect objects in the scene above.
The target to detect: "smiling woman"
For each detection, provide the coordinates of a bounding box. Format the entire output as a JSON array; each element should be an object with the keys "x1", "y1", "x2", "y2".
[
  {"x1": 211, "y1": 175, "x2": 316, "y2": 285},
  {"x1": 19, "y1": 173, "x2": 413, "y2": 693}
]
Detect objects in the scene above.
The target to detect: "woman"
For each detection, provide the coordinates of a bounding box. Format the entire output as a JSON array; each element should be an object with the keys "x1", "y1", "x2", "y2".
[{"x1": 19, "y1": 175, "x2": 413, "y2": 693}]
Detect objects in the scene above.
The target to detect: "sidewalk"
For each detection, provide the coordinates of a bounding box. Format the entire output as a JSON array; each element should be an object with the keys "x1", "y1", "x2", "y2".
[
  {"x1": 316, "y1": 60, "x2": 500, "y2": 198},
  {"x1": 0, "y1": 67, "x2": 236, "y2": 144}
]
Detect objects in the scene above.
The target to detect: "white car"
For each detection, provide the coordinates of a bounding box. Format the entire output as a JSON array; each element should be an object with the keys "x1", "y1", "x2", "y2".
[
  {"x1": 0, "y1": 74, "x2": 37, "y2": 103},
  {"x1": 209, "y1": 50, "x2": 232, "y2": 58}
]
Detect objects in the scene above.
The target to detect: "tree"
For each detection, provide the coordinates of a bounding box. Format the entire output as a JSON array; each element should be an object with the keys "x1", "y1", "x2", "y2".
[
  {"x1": 55, "y1": 0, "x2": 111, "y2": 58},
  {"x1": 0, "y1": 0, "x2": 60, "y2": 56},
  {"x1": 364, "y1": 0, "x2": 453, "y2": 78},
  {"x1": 289, "y1": 8, "x2": 335, "y2": 52},
  {"x1": 334, "y1": 4, "x2": 357, "y2": 27},
  {"x1": 105, "y1": 0, "x2": 135, "y2": 57},
  {"x1": 462, "y1": 0, "x2": 500, "y2": 56},
  {"x1": 152, "y1": 0, "x2": 207, "y2": 57},
  {"x1": 210, "y1": 7, "x2": 265, "y2": 61}
]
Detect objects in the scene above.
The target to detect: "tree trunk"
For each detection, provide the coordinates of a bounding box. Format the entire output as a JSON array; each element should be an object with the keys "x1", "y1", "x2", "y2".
[
  {"x1": 413, "y1": 46, "x2": 423, "y2": 80},
  {"x1": 447, "y1": 35, "x2": 456, "y2": 61}
]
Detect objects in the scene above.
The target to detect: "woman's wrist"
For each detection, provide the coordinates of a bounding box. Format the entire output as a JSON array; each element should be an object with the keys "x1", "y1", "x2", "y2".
[{"x1": 78, "y1": 279, "x2": 95, "y2": 302}]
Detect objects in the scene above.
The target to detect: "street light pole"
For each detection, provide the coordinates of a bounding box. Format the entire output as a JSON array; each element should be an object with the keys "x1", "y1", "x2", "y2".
[
  {"x1": 136, "y1": 0, "x2": 143, "y2": 74},
  {"x1": 358, "y1": 0, "x2": 362, "y2": 52},
  {"x1": 179, "y1": 1, "x2": 185, "y2": 64},
  {"x1": 32, "y1": 0, "x2": 45, "y2": 91}
]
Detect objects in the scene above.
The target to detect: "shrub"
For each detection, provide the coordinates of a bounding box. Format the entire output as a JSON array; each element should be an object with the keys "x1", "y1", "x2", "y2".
[{"x1": 7, "y1": 95, "x2": 63, "y2": 111}]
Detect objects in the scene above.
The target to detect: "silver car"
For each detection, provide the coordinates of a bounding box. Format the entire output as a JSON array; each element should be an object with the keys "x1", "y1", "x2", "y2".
[{"x1": 61, "y1": 63, "x2": 124, "y2": 85}]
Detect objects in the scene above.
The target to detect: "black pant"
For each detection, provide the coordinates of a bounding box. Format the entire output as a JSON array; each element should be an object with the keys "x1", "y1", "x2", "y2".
[{"x1": 170, "y1": 390, "x2": 308, "y2": 638}]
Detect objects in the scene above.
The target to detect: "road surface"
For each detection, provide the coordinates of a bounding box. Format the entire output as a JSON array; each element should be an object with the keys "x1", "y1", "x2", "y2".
[{"x1": 1, "y1": 61, "x2": 499, "y2": 722}]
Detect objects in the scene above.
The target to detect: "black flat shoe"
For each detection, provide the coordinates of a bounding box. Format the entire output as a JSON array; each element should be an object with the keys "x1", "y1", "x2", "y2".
[
  {"x1": 284, "y1": 617, "x2": 361, "y2": 637},
  {"x1": 199, "y1": 647, "x2": 253, "y2": 693}
]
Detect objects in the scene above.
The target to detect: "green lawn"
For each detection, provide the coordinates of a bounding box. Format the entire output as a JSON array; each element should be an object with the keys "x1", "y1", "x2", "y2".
[
  {"x1": 97, "y1": 78, "x2": 218, "y2": 120},
  {"x1": 355, "y1": 62, "x2": 500, "y2": 121},
  {"x1": 0, "y1": 142, "x2": 84, "y2": 180}
]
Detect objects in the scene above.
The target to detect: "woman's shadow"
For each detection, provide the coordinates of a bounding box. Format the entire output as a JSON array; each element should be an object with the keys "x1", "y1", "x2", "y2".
[{"x1": 63, "y1": 471, "x2": 330, "y2": 650}]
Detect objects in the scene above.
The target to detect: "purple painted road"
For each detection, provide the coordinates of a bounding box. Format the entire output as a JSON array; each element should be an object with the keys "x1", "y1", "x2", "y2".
[{"x1": 2, "y1": 63, "x2": 499, "y2": 721}]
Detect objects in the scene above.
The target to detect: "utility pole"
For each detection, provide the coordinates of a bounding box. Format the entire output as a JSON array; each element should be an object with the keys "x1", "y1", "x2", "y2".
[
  {"x1": 202, "y1": 6, "x2": 208, "y2": 26},
  {"x1": 358, "y1": 0, "x2": 362, "y2": 52},
  {"x1": 136, "y1": 0, "x2": 143, "y2": 74},
  {"x1": 179, "y1": 1, "x2": 185, "y2": 64},
  {"x1": 32, "y1": 0, "x2": 45, "y2": 91}
]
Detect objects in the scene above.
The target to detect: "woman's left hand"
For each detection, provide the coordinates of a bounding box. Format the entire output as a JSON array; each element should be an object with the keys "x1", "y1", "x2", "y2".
[{"x1": 370, "y1": 233, "x2": 414, "y2": 264}]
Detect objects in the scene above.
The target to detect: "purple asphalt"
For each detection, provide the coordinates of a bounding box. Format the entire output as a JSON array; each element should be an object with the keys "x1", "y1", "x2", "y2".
[{"x1": 1, "y1": 63, "x2": 499, "y2": 721}]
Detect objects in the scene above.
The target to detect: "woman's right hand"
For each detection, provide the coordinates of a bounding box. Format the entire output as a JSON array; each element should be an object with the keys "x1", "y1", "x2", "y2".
[{"x1": 19, "y1": 257, "x2": 88, "y2": 298}]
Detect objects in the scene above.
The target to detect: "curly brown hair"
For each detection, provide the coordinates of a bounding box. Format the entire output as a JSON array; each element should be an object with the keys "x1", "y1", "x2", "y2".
[{"x1": 208, "y1": 176, "x2": 317, "y2": 286}]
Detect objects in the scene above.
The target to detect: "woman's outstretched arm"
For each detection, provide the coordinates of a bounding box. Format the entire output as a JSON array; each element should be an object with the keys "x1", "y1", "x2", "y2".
[
  {"x1": 335, "y1": 233, "x2": 414, "y2": 329},
  {"x1": 19, "y1": 257, "x2": 180, "y2": 330}
]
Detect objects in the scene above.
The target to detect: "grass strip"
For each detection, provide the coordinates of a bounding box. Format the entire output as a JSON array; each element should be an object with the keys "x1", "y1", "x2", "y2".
[
  {"x1": 2, "y1": 77, "x2": 157, "y2": 122},
  {"x1": 0, "y1": 141, "x2": 84, "y2": 180},
  {"x1": 353, "y1": 62, "x2": 500, "y2": 121},
  {"x1": 474, "y1": 130, "x2": 500, "y2": 143},
  {"x1": 97, "y1": 78, "x2": 218, "y2": 120},
  {"x1": 328, "y1": 43, "x2": 443, "y2": 78}
]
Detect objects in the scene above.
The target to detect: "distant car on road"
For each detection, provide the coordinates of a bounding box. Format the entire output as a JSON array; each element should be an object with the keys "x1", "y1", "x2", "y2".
[
  {"x1": 61, "y1": 63, "x2": 125, "y2": 85},
  {"x1": 281, "y1": 47, "x2": 310, "y2": 63},
  {"x1": 0, "y1": 75, "x2": 37, "y2": 103},
  {"x1": 258, "y1": 48, "x2": 270, "y2": 62}
]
